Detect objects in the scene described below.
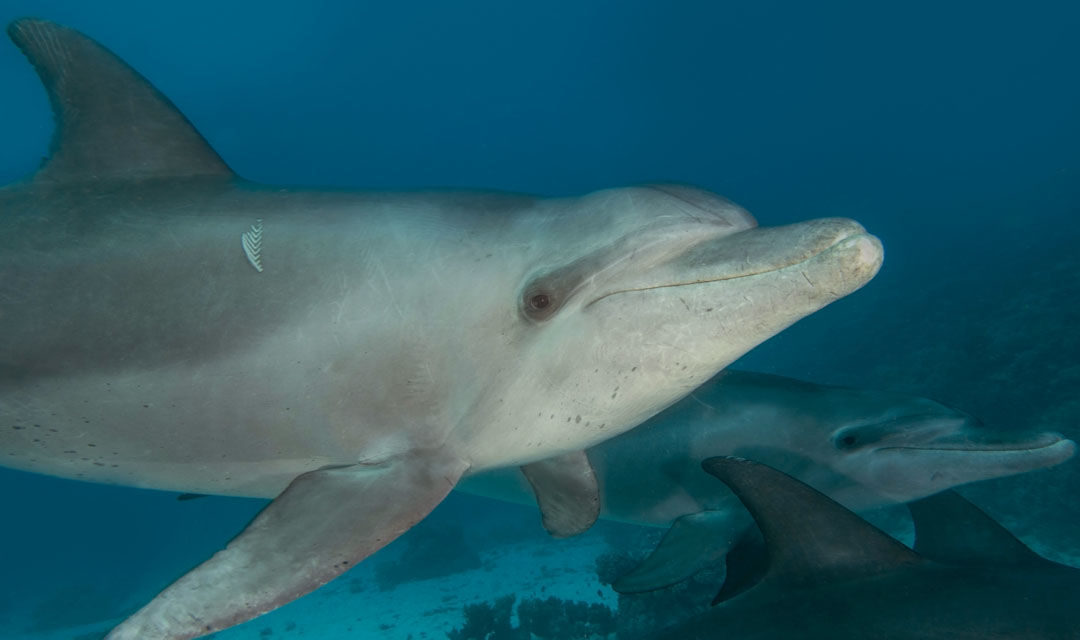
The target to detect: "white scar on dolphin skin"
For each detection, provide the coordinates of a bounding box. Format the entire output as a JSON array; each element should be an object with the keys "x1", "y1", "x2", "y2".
[
  {"x1": 460, "y1": 369, "x2": 1076, "y2": 592},
  {"x1": 0, "y1": 19, "x2": 882, "y2": 640},
  {"x1": 241, "y1": 219, "x2": 265, "y2": 273}
]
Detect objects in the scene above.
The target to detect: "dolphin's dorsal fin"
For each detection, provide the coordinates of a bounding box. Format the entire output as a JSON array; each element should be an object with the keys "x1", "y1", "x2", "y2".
[
  {"x1": 702, "y1": 457, "x2": 924, "y2": 587},
  {"x1": 909, "y1": 490, "x2": 1046, "y2": 566},
  {"x1": 7, "y1": 18, "x2": 234, "y2": 184}
]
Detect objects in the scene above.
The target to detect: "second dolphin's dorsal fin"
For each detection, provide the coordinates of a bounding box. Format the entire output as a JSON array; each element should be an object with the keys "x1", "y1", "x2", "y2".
[
  {"x1": 909, "y1": 490, "x2": 1047, "y2": 567},
  {"x1": 702, "y1": 457, "x2": 924, "y2": 588},
  {"x1": 7, "y1": 18, "x2": 234, "y2": 184}
]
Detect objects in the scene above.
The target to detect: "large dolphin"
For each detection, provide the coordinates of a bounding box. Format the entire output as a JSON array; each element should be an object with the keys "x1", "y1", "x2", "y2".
[
  {"x1": 461, "y1": 370, "x2": 1076, "y2": 591},
  {"x1": 660, "y1": 457, "x2": 1080, "y2": 639},
  {"x1": 0, "y1": 19, "x2": 882, "y2": 640}
]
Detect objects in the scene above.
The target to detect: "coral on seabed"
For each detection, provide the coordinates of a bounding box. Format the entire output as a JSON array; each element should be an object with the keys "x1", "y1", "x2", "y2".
[
  {"x1": 446, "y1": 594, "x2": 615, "y2": 640},
  {"x1": 518, "y1": 597, "x2": 616, "y2": 638},
  {"x1": 446, "y1": 595, "x2": 522, "y2": 640},
  {"x1": 594, "y1": 549, "x2": 720, "y2": 639}
]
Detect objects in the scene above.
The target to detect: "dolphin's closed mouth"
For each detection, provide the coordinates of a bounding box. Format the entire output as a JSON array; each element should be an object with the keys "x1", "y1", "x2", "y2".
[
  {"x1": 880, "y1": 435, "x2": 1077, "y2": 467},
  {"x1": 588, "y1": 229, "x2": 882, "y2": 307}
]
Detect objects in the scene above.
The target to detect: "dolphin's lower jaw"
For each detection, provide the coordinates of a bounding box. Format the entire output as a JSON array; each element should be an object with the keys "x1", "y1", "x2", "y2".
[{"x1": 872, "y1": 435, "x2": 1076, "y2": 492}]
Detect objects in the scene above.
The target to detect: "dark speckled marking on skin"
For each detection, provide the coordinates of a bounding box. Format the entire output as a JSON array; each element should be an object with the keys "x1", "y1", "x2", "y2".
[
  {"x1": 575, "y1": 415, "x2": 581, "y2": 423},
  {"x1": 11, "y1": 425, "x2": 23, "y2": 430}
]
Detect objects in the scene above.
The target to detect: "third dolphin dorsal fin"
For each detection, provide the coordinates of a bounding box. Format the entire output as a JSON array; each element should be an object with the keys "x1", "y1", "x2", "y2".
[
  {"x1": 8, "y1": 18, "x2": 234, "y2": 184},
  {"x1": 909, "y1": 490, "x2": 1047, "y2": 567},
  {"x1": 702, "y1": 457, "x2": 924, "y2": 589}
]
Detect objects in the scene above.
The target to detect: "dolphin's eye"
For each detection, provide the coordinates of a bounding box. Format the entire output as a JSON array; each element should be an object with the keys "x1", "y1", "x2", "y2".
[
  {"x1": 530, "y1": 293, "x2": 551, "y2": 310},
  {"x1": 834, "y1": 433, "x2": 859, "y2": 449},
  {"x1": 521, "y1": 287, "x2": 561, "y2": 321}
]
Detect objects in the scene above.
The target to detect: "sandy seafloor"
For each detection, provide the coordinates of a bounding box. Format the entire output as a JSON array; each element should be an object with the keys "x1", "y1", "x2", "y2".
[
  {"x1": 1, "y1": 2, "x2": 1079, "y2": 639},
  {"x1": 0, "y1": 480, "x2": 636, "y2": 639},
  {"x1": 0, "y1": 491, "x2": 623, "y2": 639}
]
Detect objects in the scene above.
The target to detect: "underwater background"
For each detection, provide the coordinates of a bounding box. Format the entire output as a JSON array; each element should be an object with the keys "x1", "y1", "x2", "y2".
[{"x1": 0, "y1": 1, "x2": 1078, "y2": 638}]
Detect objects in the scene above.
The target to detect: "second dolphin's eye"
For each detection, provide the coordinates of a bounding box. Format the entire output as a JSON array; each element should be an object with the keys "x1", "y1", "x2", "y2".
[{"x1": 833, "y1": 429, "x2": 861, "y2": 449}]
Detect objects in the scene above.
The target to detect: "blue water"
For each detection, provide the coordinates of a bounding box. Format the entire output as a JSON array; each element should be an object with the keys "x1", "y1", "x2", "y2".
[{"x1": 1, "y1": 1, "x2": 1078, "y2": 638}]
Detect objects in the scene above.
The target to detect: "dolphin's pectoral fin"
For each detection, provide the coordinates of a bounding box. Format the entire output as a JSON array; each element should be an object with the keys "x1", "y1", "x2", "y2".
[
  {"x1": 106, "y1": 454, "x2": 468, "y2": 640},
  {"x1": 612, "y1": 510, "x2": 749, "y2": 593},
  {"x1": 520, "y1": 450, "x2": 600, "y2": 538},
  {"x1": 7, "y1": 18, "x2": 234, "y2": 183}
]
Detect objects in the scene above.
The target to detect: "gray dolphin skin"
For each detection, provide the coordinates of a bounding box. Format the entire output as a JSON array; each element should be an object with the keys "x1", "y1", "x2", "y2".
[
  {"x1": 660, "y1": 457, "x2": 1080, "y2": 639},
  {"x1": 0, "y1": 19, "x2": 883, "y2": 640},
  {"x1": 459, "y1": 370, "x2": 1076, "y2": 591}
]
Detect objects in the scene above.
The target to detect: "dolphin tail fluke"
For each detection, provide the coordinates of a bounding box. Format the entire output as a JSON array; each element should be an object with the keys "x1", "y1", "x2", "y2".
[
  {"x1": 520, "y1": 450, "x2": 600, "y2": 537},
  {"x1": 612, "y1": 510, "x2": 748, "y2": 593},
  {"x1": 7, "y1": 18, "x2": 234, "y2": 184},
  {"x1": 106, "y1": 455, "x2": 468, "y2": 640}
]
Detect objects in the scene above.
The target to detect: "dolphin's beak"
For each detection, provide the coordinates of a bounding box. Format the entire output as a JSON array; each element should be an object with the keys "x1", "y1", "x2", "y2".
[
  {"x1": 590, "y1": 217, "x2": 883, "y2": 306},
  {"x1": 878, "y1": 431, "x2": 1076, "y2": 478}
]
